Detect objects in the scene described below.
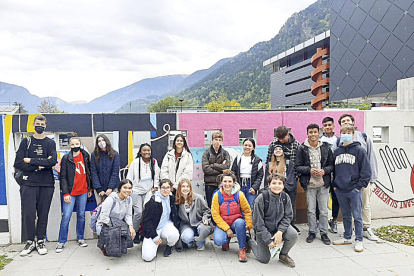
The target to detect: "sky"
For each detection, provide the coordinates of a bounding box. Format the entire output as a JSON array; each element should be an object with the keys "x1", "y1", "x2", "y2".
[{"x1": 0, "y1": 0, "x2": 316, "y2": 103}]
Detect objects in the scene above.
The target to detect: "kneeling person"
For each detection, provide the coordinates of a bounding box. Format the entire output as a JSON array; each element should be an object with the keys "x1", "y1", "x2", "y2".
[{"x1": 249, "y1": 174, "x2": 298, "y2": 267}]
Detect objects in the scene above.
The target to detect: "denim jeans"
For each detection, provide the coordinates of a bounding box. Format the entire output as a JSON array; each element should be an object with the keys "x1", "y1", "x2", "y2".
[
  {"x1": 306, "y1": 185, "x2": 329, "y2": 235},
  {"x1": 214, "y1": 218, "x2": 246, "y2": 249},
  {"x1": 58, "y1": 192, "x2": 88, "y2": 243},
  {"x1": 180, "y1": 223, "x2": 213, "y2": 248},
  {"x1": 336, "y1": 188, "x2": 363, "y2": 241},
  {"x1": 240, "y1": 180, "x2": 257, "y2": 209}
]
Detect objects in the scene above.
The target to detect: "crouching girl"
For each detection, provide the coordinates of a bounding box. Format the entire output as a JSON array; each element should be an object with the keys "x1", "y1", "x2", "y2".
[
  {"x1": 248, "y1": 174, "x2": 298, "y2": 267},
  {"x1": 141, "y1": 179, "x2": 179, "y2": 261},
  {"x1": 175, "y1": 179, "x2": 213, "y2": 251},
  {"x1": 212, "y1": 172, "x2": 252, "y2": 262}
]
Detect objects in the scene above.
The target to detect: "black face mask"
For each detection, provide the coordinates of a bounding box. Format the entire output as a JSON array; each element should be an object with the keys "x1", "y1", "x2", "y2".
[
  {"x1": 71, "y1": 147, "x2": 81, "y2": 152},
  {"x1": 35, "y1": 126, "x2": 45, "y2": 134}
]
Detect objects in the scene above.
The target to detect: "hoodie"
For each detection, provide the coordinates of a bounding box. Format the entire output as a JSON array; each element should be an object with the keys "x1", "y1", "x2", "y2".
[
  {"x1": 333, "y1": 141, "x2": 371, "y2": 192},
  {"x1": 303, "y1": 139, "x2": 324, "y2": 188},
  {"x1": 98, "y1": 192, "x2": 133, "y2": 226}
]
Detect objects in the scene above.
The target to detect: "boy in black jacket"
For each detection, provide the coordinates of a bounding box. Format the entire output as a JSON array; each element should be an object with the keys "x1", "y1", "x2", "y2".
[
  {"x1": 14, "y1": 115, "x2": 57, "y2": 256},
  {"x1": 333, "y1": 125, "x2": 371, "y2": 252}
]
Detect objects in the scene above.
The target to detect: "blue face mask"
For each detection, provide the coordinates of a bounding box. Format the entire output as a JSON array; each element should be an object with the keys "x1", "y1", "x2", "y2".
[{"x1": 341, "y1": 134, "x2": 353, "y2": 143}]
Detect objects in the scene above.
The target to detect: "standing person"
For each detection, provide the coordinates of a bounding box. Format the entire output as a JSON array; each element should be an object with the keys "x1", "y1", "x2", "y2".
[
  {"x1": 97, "y1": 179, "x2": 136, "y2": 257},
  {"x1": 338, "y1": 114, "x2": 379, "y2": 241},
  {"x1": 266, "y1": 145, "x2": 298, "y2": 234},
  {"x1": 295, "y1": 123, "x2": 334, "y2": 245},
  {"x1": 90, "y1": 134, "x2": 120, "y2": 200},
  {"x1": 266, "y1": 126, "x2": 300, "y2": 166},
  {"x1": 202, "y1": 131, "x2": 231, "y2": 208},
  {"x1": 333, "y1": 125, "x2": 371, "y2": 252},
  {"x1": 211, "y1": 173, "x2": 253, "y2": 262},
  {"x1": 175, "y1": 179, "x2": 213, "y2": 251},
  {"x1": 160, "y1": 134, "x2": 193, "y2": 191},
  {"x1": 14, "y1": 115, "x2": 57, "y2": 257},
  {"x1": 231, "y1": 138, "x2": 264, "y2": 208},
  {"x1": 248, "y1": 174, "x2": 298, "y2": 267},
  {"x1": 320, "y1": 116, "x2": 340, "y2": 233},
  {"x1": 126, "y1": 143, "x2": 160, "y2": 244},
  {"x1": 141, "y1": 179, "x2": 180, "y2": 261},
  {"x1": 56, "y1": 137, "x2": 93, "y2": 253}
]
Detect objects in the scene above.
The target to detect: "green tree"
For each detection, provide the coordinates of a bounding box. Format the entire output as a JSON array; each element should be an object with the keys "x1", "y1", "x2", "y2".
[
  {"x1": 37, "y1": 99, "x2": 64, "y2": 113},
  {"x1": 147, "y1": 97, "x2": 187, "y2": 112},
  {"x1": 205, "y1": 97, "x2": 241, "y2": 112}
]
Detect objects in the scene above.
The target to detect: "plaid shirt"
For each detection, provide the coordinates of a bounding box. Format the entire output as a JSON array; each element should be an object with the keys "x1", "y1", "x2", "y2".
[{"x1": 266, "y1": 134, "x2": 300, "y2": 178}]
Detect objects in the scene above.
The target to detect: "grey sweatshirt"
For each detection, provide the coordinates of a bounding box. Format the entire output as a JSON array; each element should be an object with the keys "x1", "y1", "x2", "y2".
[
  {"x1": 304, "y1": 139, "x2": 324, "y2": 188},
  {"x1": 98, "y1": 192, "x2": 133, "y2": 226},
  {"x1": 177, "y1": 193, "x2": 211, "y2": 228}
]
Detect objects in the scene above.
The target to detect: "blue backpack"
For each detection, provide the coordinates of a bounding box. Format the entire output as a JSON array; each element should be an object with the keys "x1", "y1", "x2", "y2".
[{"x1": 90, "y1": 198, "x2": 117, "y2": 233}]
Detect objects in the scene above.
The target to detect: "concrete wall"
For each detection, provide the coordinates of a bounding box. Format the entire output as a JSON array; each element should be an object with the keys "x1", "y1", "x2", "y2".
[{"x1": 397, "y1": 77, "x2": 414, "y2": 110}]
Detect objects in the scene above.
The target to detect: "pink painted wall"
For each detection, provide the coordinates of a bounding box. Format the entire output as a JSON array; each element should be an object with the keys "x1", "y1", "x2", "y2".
[{"x1": 179, "y1": 110, "x2": 364, "y2": 147}]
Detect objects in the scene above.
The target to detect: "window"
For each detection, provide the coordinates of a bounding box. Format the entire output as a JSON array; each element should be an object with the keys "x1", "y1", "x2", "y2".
[
  {"x1": 204, "y1": 129, "x2": 221, "y2": 147},
  {"x1": 239, "y1": 129, "x2": 257, "y2": 145},
  {"x1": 57, "y1": 133, "x2": 73, "y2": 150},
  {"x1": 372, "y1": 127, "x2": 389, "y2": 143},
  {"x1": 404, "y1": 126, "x2": 414, "y2": 143}
]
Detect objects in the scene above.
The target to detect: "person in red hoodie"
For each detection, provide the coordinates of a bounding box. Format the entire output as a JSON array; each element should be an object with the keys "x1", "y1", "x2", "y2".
[{"x1": 55, "y1": 137, "x2": 93, "y2": 253}]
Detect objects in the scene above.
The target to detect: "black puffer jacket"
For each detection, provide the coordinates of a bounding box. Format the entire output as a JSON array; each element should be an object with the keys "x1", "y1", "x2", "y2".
[
  {"x1": 60, "y1": 149, "x2": 91, "y2": 195},
  {"x1": 231, "y1": 154, "x2": 264, "y2": 191},
  {"x1": 295, "y1": 142, "x2": 334, "y2": 190}
]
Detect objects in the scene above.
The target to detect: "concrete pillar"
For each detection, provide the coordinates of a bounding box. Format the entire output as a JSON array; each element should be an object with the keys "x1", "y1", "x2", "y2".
[{"x1": 397, "y1": 77, "x2": 414, "y2": 110}]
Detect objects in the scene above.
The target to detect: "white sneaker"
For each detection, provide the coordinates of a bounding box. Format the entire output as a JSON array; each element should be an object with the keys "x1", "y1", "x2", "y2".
[
  {"x1": 363, "y1": 228, "x2": 379, "y2": 241},
  {"x1": 55, "y1": 243, "x2": 65, "y2": 253},
  {"x1": 36, "y1": 239, "x2": 48, "y2": 255},
  {"x1": 20, "y1": 241, "x2": 36, "y2": 257},
  {"x1": 354, "y1": 240, "x2": 364, "y2": 252},
  {"x1": 77, "y1": 239, "x2": 88, "y2": 247},
  {"x1": 333, "y1": 238, "x2": 352, "y2": 245}
]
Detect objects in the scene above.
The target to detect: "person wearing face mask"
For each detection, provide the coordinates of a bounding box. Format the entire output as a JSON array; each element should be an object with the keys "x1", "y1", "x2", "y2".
[
  {"x1": 332, "y1": 125, "x2": 371, "y2": 253},
  {"x1": 231, "y1": 138, "x2": 263, "y2": 208},
  {"x1": 126, "y1": 143, "x2": 160, "y2": 244},
  {"x1": 91, "y1": 134, "x2": 120, "y2": 200},
  {"x1": 55, "y1": 137, "x2": 93, "y2": 253},
  {"x1": 14, "y1": 115, "x2": 57, "y2": 257}
]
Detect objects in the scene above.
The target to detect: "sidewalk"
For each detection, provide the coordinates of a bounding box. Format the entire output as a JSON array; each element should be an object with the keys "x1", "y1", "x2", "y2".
[{"x1": 1, "y1": 217, "x2": 414, "y2": 276}]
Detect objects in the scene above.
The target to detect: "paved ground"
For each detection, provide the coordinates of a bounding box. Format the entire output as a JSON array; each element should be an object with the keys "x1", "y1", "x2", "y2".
[{"x1": 1, "y1": 217, "x2": 414, "y2": 276}]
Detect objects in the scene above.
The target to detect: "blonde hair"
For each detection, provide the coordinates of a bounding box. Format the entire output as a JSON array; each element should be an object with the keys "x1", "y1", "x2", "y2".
[{"x1": 268, "y1": 148, "x2": 286, "y2": 176}]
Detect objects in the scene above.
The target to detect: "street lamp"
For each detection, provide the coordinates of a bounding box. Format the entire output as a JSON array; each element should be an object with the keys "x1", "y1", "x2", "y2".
[{"x1": 179, "y1": 99, "x2": 183, "y2": 112}]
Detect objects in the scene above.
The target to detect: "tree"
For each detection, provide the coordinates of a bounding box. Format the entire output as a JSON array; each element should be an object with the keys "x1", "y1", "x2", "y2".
[
  {"x1": 37, "y1": 99, "x2": 63, "y2": 113},
  {"x1": 205, "y1": 97, "x2": 241, "y2": 112},
  {"x1": 147, "y1": 97, "x2": 188, "y2": 112},
  {"x1": 13, "y1": 102, "x2": 28, "y2": 113}
]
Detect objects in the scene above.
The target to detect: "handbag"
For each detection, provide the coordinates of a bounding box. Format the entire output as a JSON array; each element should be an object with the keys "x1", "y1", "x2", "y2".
[{"x1": 13, "y1": 137, "x2": 31, "y2": 185}]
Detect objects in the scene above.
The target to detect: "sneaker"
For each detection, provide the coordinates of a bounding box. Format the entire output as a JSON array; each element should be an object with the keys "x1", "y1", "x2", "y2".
[
  {"x1": 20, "y1": 241, "x2": 36, "y2": 257},
  {"x1": 279, "y1": 254, "x2": 295, "y2": 268},
  {"x1": 321, "y1": 233, "x2": 331, "y2": 245},
  {"x1": 245, "y1": 232, "x2": 252, "y2": 253},
  {"x1": 238, "y1": 248, "x2": 247, "y2": 262},
  {"x1": 77, "y1": 239, "x2": 88, "y2": 247},
  {"x1": 354, "y1": 240, "x2": 364, "y2": 252},
  {"x1": 196, "y1": 244, "x2": 205, "y2": 251},
  {"x1": 55, "y1": 243, "x2": 65, "y2": 253},
  {"x1": 328, "y1": 219, "x2": 338, "y2": 234},
  {"x1": 333, "y1": 237, "x2": 352, "y2": 245},
  {"x1": 292, "y1": 224, "x2": 301, "y2": 235},
  {"x1": 36, "y1": 239, "x2": 48, "y2": 255},
  {"x1": 163, "y1": 245, "x2": 173, "y2": 257},
  {"x1": 222, "y1": 240, "x2": 230, "y2": 251},
  {"x1": 306, "y1": 232, "x2": 316, "y2": 243},
  {"x1": 133, "y1": 235, "x2": 141, "y2": 244},
  {"x1": 363, "y1": 228, "x2": 379, "y2": 241}
]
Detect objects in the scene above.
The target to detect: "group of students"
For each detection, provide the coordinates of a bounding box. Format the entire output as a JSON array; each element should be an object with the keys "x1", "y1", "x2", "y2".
[{"x1": 13, "y1": 113, "x2": 378, "y2": 268}]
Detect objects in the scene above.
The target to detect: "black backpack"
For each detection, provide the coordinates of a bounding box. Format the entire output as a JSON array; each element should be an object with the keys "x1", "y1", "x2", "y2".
[{"x1": 253, "y1": 187, "x2": 287, "y2": 215}]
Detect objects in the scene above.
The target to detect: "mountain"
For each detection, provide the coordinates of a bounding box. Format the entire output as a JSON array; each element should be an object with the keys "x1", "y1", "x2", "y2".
[{"x1": 176, "y1": 0, "x2": 330, "y2": 107}]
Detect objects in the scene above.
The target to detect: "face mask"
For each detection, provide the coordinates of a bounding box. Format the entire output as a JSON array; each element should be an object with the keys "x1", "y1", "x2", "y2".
[
  {"x1": 341, "y1": 134, "x2": 353, "y2": 143},
  {"x1": 35, "y1": 126, "x2": 45, "y2": 134},
  {"x1": 98, "y1": 141, "x2": 106, "y2": 149},
  {"x1": 71, "y1": 147, "x2": 81, "y2": 152}
]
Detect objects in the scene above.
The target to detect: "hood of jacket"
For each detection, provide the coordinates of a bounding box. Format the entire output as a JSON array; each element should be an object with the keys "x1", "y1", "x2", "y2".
[
  {"x1": 219, "y1": 182, "x2": 240, "y2": 195},
  {"x1": 303, "y1": 138, "x2": 322, "y2": 149}
]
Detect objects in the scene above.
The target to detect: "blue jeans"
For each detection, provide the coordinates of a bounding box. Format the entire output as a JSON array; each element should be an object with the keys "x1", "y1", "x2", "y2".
[
  {"x1": 240, "y1": 180, "x2": 257, "y2": 209},
  {"x1": 58, "y1": 192, "x2": 88, "y2": 243},
  {"x1": 336, "y1": 189, "x2": 363, "y2": 241},
  {"x1": 181, "y1": 224, "x2": 213, "y2": 248},
  {"x1": 214, "y1": 218, "x2": 246, "y2": 249}
]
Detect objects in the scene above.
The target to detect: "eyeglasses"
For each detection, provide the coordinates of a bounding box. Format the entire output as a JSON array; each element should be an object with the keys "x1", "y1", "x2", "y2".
[{"x1": 161, "y1": 186, "x2": 171, "y2": 190}]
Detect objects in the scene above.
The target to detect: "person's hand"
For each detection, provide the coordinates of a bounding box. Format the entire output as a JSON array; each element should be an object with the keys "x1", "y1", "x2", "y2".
[
  {"x1": 317, "y1": 169, "x2": 325, "y2": 176},
  {"x1": 310, "y1": 168, "x2": 318, "y2": 176},
  {"x1": 23, "y1": 158, "x2": 31, "y2": 164},
  {"x1": 129, "y1": 226, "x2": 136, "y2": 239},
  {"x1": 99, "y1": 191, "x2": 105, "y2": 197},
  {"x1": 38, "y1": 166, "x2": 44, "y2": 170},
  {"x1": 152, "y1": 187, "x2": 158, "y2": 192},
  {"x1": 268, "y1": 241, "x2": 275, "y2": 248},
  {"x1": 272, "y1": 231, "x2": 283, "y2": 245},
  {"x1": 226, "y1": 229, "x2": 234, "y2": 238},
  {"x1": 64, "y1": 195, "x2": 71, "y2": 204},
  {"x1": 249, "y1": 188, "x2": 256, "y2": 195},
  {"x1": 334, "y1": 187, "x2": 337, "y2": 192},
  {"x1": 154, "y1": 238, "x2": 162, "y2": 245},
  {"x1": 105, "y1": 189, "x2": 113, "y2": 196},
  {"x1": 88, "y1": 190, "x2": 93, "y2": 197}
]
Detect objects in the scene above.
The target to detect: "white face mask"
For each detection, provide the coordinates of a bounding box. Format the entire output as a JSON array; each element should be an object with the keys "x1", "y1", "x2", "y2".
[{"x1": 98, "y1": 141, "x2": 106, "y2": 149}]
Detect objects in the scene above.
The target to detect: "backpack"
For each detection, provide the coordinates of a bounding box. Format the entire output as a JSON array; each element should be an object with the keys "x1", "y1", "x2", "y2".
[
  {"x1": 253, "y1": 187, "x2": 287, "y2": 215},
  {"x1": 90, "y1": 197, "x2": 128, "y2": 233},
  {"x1": 13, "y1": 137, "x2": 31, "y2": 185},
  {"x1": 336, "y1": 132, "x2": 367, "y2": 147}
]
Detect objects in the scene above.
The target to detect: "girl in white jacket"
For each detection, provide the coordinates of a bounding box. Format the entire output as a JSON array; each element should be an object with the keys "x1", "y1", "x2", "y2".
[{"x1": 160, "y1": 134, "x2": 193, "y2": 190}]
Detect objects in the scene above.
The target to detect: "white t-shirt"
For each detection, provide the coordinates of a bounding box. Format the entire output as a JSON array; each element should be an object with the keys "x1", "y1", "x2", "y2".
[{"x1": 240, "y1": 155, "x2": 253, "y2": 178}]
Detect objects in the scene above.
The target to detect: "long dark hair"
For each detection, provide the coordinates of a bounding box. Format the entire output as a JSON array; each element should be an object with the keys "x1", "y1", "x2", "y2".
[
  {"x1": 94, "y1": 134, "x2": 115, "y2": 162},
  {"x1": 117, "y1": 179, "x2": 133, "y2": 192},
  {"x1": 135, "y1": 143, "x2": 155, "y2": 182},
  {"x1": 173, "y1": 134, "x2": 191, "y2": 154},
  {"x1": 243, "y1": 137, "x2": 256, "y2": 163}
]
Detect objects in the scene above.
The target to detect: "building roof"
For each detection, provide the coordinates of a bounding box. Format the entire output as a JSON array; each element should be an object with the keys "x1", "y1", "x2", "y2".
[{"x1": 0, "y1": 106, "x2": 19, "y2": 114}]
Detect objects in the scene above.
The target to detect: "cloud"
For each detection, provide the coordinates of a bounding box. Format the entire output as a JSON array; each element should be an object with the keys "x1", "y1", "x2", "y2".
[{"x1": 0, "y1": 0, "x2": 316, "y2": 102}]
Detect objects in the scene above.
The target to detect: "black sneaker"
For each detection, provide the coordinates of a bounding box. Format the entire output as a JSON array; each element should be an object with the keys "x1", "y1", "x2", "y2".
[
  {"x1": 328, "y1": 219, "x2": 338, "y2": 234},
  {"x1": 133, "y1": 235, "x2": 141, "y2": 244},
  {"x1": 245, "y1": 232, "x2": 252, "y2": 253},
  {"x1": 292, "y1": 224, "x2": 301, "y2": 235},
  {"x1": 20, "y1": 241, "x2": 36, "y2": 257},
  {"x1": 321, "y1": 233, "x2": 331, "y2": 245},
  {"x1": 306, "y1": 233, "x2": 316, "y2": 243},
  {"x1": 163, "y1": 245, "x2": 172, "y2": 257}
]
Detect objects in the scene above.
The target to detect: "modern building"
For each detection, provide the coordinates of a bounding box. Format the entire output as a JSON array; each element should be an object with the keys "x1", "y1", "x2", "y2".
[{"x1": 264, "y1": 0, "x2": 414, "y2": 108}]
